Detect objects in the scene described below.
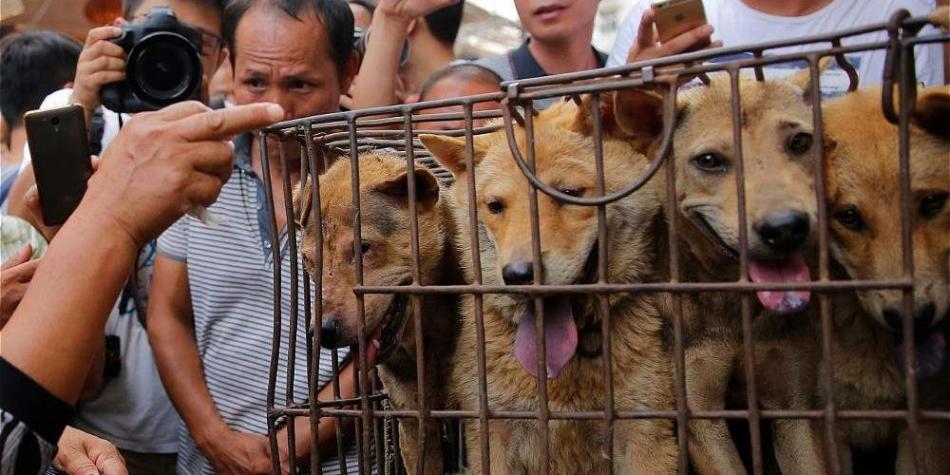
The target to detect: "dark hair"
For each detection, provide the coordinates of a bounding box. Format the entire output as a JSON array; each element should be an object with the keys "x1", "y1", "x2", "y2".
[
  {"x1": 224, "y1": 0, "x2": 354, "y2": 78},
  {"x1": 122, "y1": 0, "x2": 227, "y2": 21},
  {"x1": 419, "y1": 62, "x2": 500, "y2": 101},
  {"x1": 0, "y1": 31, "x2": 82, "y2": 130},
  {"x1": 424, "y1": 1, "x2": 464, "y2": 46},
  {"x1": 122, "y1": 0, "x2": 224, "y2": 20}
]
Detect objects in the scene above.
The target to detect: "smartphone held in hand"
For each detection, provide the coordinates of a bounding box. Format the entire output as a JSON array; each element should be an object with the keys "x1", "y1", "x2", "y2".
[{"x1": 653, "y1": 0, "x2": 708, "y2": 44}]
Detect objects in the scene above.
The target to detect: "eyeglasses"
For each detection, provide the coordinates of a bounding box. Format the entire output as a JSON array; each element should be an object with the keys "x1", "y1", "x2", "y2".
[{"x1": 194, "y1": 27, "x2": 224, "y2": 57}]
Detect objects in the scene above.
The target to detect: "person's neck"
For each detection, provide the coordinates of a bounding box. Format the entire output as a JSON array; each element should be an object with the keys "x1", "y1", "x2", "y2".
[
  {"x1": 527, "y1": 30, "x2": 598, "y2": 76},
  {"x1": 403, "y1": 36, "x2": 455, "y2": 96},
  {"x1": 740, "y1": 0, "x2": 835, "y2": 16},
  {"x1": 1, "y1": 127, "x2": 27, "y2": 170}
]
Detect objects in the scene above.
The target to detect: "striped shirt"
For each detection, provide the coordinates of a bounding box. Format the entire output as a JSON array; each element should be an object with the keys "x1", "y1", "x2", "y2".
[{"x1": 157, "y1": 134, "x2": 359, "y2": 474}]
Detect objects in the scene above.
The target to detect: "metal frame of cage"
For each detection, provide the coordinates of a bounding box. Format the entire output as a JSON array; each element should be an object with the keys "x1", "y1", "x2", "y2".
[{"x1": 258, "y1": 9, "x2": 950, "y2": 475}]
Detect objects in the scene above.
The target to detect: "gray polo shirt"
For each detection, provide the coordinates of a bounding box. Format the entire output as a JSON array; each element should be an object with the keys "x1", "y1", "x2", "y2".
[{"x1": 157, "y1": 134, "x2": 359, "y2": 474}]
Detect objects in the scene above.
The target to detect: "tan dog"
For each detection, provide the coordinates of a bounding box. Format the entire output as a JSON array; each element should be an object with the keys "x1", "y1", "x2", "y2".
[
  {"x1": 822, "y1": 86, "x2": 950, "y2": 474},
  {"x1": 294, "y1": 153, "x2": 461, "y2": 475},
  {"x1": 613, "y1": 69, "x2": 831, "y2": 474},
  {"x1": 421, "y1": 99, "x2": 677, "y2": 474}
]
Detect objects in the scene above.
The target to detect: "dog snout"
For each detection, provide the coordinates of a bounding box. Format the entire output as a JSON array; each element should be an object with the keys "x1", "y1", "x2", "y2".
[
  {"x1": 319, "y1": 318, "x2": 348, "y2": 349},
  {"x1": 755, "y1": 210, "x2": 810, "y2": 254},
  {"x1": 882, "y1": 302, "x2": 937, "y2": 333},
  {"x1": 502, "y1": 261, "x2": 535, "y2": 285}
]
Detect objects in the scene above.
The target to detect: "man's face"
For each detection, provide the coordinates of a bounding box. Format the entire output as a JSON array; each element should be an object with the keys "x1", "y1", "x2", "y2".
[
  {"x1": 232, "y1": 4, "x2": 353, "y2": 122},
  {"x1": 513, "y1": 0, "x2": 599, "y2": 43},
  {"x1": 131, "y1": 0, "x2": 225, "y2": 104},
  {"x1": 420, "y1": 78, "x2": 501, "y2": 131}
]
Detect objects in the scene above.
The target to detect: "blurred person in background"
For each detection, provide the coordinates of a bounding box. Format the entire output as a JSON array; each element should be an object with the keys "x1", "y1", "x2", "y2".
[
  {"x1": 608, "y1": 0, "x2": 947, "y2": 95},
  {"x1": 348, "y1": 0, "x2": 375, "y2": 28},
  {"x1": 0, "y1": 31, "x2": 81, "y2": 209},
  {"x1": 147, "y1": 0, "x2": 361, "y2": 473},
  {"x1": 0, "y1": 99, "x2": 284, "y2": 475},
  {"x1": 416, "y1": 62, "x2": 502, "y2": 130},
  {"x1": 352, "y1": 0, "x2": 465, "y2": 108},
  {"x1": 4, "y1": 2, "x2": 228, "y2": 474}
]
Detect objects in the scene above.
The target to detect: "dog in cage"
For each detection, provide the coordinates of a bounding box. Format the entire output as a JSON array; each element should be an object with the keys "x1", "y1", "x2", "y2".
[
  {"x1": 819, "y1": 85, "x2": 950, "y2": 475},
  {"x1": 293, "y1": 153, "x2": 462, "y2": 475},
  {"x1": 421, "y1": 98, "x2": 679, "y2": 474},
  {"x1": 611, "y1": 64, "x2": 837, "y2": 474}
]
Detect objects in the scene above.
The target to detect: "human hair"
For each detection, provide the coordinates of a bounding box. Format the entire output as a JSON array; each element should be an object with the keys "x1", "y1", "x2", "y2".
[
  {"x1": 419, "y1": 62, "x2": 501, "y2": 101},
  {"x1": 122, "y1": 0, "x2": 224, "y2": 20},
  {"x1": 0, "y1": 31, "x2": 82, "y2": 131},
  {"x1": 423, "y1": 1, "x2": 464, "y2": 46},
  {"x1": 224, "y1": 0, "x2": 354, "y2": 78}
]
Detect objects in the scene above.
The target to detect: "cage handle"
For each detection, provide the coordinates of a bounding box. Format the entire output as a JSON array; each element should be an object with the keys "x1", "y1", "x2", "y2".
[{"x1": 500, "y1": 86, "x2": 678, "y2": 207}]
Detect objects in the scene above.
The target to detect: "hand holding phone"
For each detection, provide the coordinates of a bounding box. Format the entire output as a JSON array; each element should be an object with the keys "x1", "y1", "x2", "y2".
[
  {"x1": 25, "y1": 105, "x2": 95, "y2": 226},
  {"x1": 625, "y1": 2, "x2": 720, "y2": 65}
]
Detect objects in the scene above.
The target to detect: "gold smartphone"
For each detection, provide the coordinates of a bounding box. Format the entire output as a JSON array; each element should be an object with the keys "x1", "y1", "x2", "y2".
[{"x1": 653, "y1": 0, "x2": 708, "y2": 44}]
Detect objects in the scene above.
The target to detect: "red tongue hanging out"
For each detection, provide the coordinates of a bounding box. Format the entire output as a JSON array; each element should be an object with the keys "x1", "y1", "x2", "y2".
[
  {"x1": 748, "y1": 252, "x2": 812, "y2": 314},
  {"x1": 514, "y1": 295, "x2": 578, "y2": 379}
]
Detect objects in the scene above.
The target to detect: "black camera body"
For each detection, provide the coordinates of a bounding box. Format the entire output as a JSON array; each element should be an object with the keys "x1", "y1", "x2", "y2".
[{"x1": 101, "y1": 7, "x2": 203, "y2": 113}]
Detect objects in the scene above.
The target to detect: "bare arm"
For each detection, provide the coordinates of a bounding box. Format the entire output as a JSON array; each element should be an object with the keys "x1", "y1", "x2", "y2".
[{"x1": 147, "y1": 255, "x2": 228, "y2": 447}]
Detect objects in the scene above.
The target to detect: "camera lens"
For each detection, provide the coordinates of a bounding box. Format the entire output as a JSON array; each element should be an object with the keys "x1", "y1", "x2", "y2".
[{"x1": 128, "y1": 33, "x2": 201, "y2": 106}]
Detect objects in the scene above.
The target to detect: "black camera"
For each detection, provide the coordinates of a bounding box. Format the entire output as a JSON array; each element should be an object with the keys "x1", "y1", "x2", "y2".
[{"x1": 101, "y1": 7, "x2": 203, "y2": 113}]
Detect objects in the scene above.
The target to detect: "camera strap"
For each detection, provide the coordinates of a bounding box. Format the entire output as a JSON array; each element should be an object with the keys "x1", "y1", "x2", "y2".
[{"x1": 89, "y1": 107, "x2": 106, "y2": 156}]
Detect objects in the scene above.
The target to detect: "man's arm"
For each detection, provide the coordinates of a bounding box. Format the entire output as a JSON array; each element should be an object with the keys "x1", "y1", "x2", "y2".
[
  {"x1": 148, "y1": 255, "x2": 272, "y2": 475},
  {"x1": 351, "y1": 0, "x2": 459, "y2": 110}
]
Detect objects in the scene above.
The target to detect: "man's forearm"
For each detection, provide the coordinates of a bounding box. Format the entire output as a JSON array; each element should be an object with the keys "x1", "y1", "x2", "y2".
[
  {"x1": 351, "y1": 12, "x2": 410, "y2": 110},
  {"x1": 0, "y1": 206, "x2": 137, "y2": 404},
  {"x1": 149, "y1": 306, "x2": 229, "y2": 448}
]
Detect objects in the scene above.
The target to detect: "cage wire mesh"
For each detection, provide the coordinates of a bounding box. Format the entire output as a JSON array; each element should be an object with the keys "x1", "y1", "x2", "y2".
[{"x1": 260, "y1": 9, "x2": 950, "y2": 475}]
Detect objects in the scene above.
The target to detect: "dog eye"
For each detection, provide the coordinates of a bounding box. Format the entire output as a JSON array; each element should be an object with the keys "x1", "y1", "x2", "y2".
[
  {"x1": 787, "y1": 132, "x2": 814, "y2": 155},
  {"x1": 833, "y1": 206, "x2": 865, "y2": 231},
  {"x1": 486, "y1": 199, "x2": 505, "y2": 214},
  {"x1": 919, "y1": 192, "x2": 948, "y2": 219},
  {"x1": 691, "y1": 153, "x2": 727, "y2": 172},
  {"x1": 360, "y1": 242, "x2": 372, "y2": 255},
  {"x1": 557, "y1": 187, "x2": 585, "y2": 198}
]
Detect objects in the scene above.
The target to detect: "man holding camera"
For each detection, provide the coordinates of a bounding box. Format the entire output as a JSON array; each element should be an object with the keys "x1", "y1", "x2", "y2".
[
  {"x1": 148, "y1": 0, "x2": 361, "y2": 474},
  {"x1": 5, "y1": 1, "x2": 226, "y2": 474}
]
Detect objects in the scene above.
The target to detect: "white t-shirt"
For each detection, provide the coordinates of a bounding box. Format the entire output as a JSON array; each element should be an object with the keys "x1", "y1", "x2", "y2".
[
  {"x1": 25, "y1": 88, "x2": 182, "y2": 453},
  {"x1": 607, "y1": 0, "x2": 944, "y2": 96}
]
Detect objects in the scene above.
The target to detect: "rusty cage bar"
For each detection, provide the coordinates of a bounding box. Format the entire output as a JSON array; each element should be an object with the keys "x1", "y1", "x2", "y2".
[{"x1": 260, "y1": 9, "x2": 950, "y2": 475}]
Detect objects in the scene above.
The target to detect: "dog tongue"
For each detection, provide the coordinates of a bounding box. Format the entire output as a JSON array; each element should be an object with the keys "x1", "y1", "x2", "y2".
[
  {"x1": 748, "y1": 253, "x2": 812, "y2": 314},
  {"x1": 514, "y1": 296, "x2": 578, "y2": 379},
  {"x1": 896, "y1": 331, "x2": 947, "y2": 378}
]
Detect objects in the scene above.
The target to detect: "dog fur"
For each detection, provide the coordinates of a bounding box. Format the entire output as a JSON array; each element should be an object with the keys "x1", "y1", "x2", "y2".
[
  {"x1": 294, "y1": 153, "x2": 461, "y2": 475},
  {"x1": 821, "y1": 86, "x2": 950, "y2": 474},
  {"x1": 421, "y1": 99, "x2": 678, "y2": 474},
  {"x1": 613, "y1": 70, "x2": 832, "y2": 475}
]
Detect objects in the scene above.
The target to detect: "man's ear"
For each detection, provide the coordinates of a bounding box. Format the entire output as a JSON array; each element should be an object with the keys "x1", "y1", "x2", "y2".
[
  {"x1": 420, "y1": 134, "x2": 481, "y2": 177},
  {"x1": 371, "y1": 167, "x2": 440, "y2": 208},
  {"x1": 340, "y1": 51, "x2": 360, "y2": 94}
]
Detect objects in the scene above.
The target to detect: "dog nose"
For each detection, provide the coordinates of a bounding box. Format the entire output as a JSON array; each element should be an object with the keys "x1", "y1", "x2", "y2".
[
  {"x1": 502, "y1": 261, "x2": 534, "y2": 285},
  {"x1": 882, "y1": 302, "x2": 936, "y2": 333},
  {"x1": 319, "y1": 318, "x2": 345, "y2": 349},
  {"x1": 756, "y1": 211, "x2": 810, "y2": 253}
]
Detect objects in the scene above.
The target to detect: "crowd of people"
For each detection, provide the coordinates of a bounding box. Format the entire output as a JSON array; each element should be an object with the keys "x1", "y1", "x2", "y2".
[{"x1": 0, "y1": 0, "x2": 945, "y2": 474}]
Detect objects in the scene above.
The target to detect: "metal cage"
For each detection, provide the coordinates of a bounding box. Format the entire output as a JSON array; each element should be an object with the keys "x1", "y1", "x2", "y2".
[{"x1": 259, "y1": 9, "x2": 950, "y2": 475}]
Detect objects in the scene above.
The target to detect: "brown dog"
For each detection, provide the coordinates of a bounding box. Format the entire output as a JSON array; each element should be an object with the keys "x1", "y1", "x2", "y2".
[
  {"x1": 613, "y1": 69, "x2": 831, "y2": 474},
  {"x1": 294, "y1": 153, "x2": 461, "y2": 475},
  {"x1": 822, "y1": 86, "x2": 950, "y2": 474},
  {"x1": 422, "y1": 99, "x2": 677, "y2": 474}
]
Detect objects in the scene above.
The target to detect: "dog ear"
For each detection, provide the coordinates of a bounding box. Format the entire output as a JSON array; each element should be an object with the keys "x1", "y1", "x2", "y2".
[
  {"x1": 292, "y1": 178, "x2": 313, "y2": 229},
  {"x1": 372, "y1": 167, "x2": 441, "y2": 208},
  {"x1": 420, "y1": 134, "x2": 482, "y2": 177},
  {"x1": 611, "y1": 88, "x2": 666, "y2": 142},
  {"x1": 787, "y1": 57, "x2": 834, "y2": 104},
  {"x1": 912, "y1": 87, "x2": 950, "y2": 139}
]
